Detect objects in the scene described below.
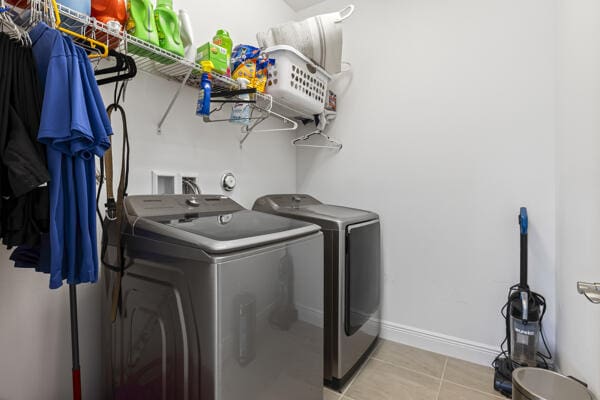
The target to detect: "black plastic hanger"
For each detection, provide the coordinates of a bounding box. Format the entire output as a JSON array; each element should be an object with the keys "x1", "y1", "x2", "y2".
[
  {"x1": 96, "y1": 50, "x2": 137, "y2": 85},
  {"x1": 95, "y1": 49, "x2": 127, "y2": 76},
  {"x1": 211, "y1": 87, "x2": 257, "y2": 104}
]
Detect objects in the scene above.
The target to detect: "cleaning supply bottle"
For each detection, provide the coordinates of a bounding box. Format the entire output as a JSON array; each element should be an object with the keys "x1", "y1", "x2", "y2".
[
  {"x1": 178, "y1": 9, "x2": 194, "y2": 60},
  {"x1": 57, "y1": 0, "x2": 91, "y2": 14},
  {"x1": 213, "y1": 29, "x2": 233, "y2": 76},
  {"x1": 230, "y1": 78, "x2": 251, "y2": 125},
  {"x1": 92, "y1": 0, "x2": 126, "y2": 26},
  {"x1": 90, "y1": 0, "x2": 127, "y2": 49},
  {"x1": 126, "y1": 0, "x2": 160, "y2": 50},
  {"x1": 196, "y1": 61, "x2": 214, "y2": 118},
  {"x1": 154, "y1": 0, "x2": 184, "y2": 57},
  {"x1": 57, "y1": 0, "x2": 91, "y2": 29}
]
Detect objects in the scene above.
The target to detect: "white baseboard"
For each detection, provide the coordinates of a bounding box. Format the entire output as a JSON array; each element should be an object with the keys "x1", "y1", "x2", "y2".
[
  {"x1": 295, "y1": 306, "x2": 500, "y2": 367},
  {"x1": 379, "y1": 319, "x2": 500, "y2": 367}
]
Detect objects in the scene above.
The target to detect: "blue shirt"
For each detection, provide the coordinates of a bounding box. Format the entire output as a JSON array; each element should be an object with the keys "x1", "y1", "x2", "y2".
[
  {"x1": 29, "y1": 23, "x2": 112, "y2": 288},
  {"x1": 30, "y1": 23, "x2": 69, "y2": 288},
  {"x1": 73, "y1": 45, "x2": 112, "y2": 283}
]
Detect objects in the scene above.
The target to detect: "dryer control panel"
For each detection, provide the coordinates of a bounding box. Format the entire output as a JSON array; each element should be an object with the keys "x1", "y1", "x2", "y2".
[{"x1": 254, "y1": 194, "x2": 322, "y2": 210}]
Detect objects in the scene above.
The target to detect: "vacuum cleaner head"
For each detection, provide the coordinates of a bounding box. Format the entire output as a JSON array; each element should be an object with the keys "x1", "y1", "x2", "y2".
[{"x1": 493, "y1": 358, "x2": 514, "y2": 397}]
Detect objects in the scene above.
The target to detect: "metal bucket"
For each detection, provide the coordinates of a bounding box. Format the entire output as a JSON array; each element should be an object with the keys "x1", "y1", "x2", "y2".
[{"x1": 513, "y1": 368, "x2": 596, "y2": 400}]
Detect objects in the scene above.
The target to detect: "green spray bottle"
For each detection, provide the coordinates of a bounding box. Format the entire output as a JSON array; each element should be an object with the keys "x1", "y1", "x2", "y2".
[{"x1": 154, "y1": 0, "x2": 185, "y2": 57}]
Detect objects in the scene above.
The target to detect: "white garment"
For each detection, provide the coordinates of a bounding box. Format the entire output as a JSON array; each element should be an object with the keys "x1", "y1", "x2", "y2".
[{"x1": 257, "y1": 5, "x2": 354, "y2": 75}]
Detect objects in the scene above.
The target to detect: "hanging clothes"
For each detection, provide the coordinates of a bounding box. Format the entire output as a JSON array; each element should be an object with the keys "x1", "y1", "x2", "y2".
[
  {"x1": 0, "y1": 33, "x2": 50, "y2": 249},
  {"x1": 18, "y1": 22, "x2": 112, "y2": 288}
]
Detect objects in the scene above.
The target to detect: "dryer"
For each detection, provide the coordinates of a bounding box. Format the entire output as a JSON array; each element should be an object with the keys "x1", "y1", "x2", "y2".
[
  {"x1": 253, "y1": 194, "x2": 381, "y2": 390},
  {"x1": 101, "y1": 194, "x2": 324, "y2": 400}
]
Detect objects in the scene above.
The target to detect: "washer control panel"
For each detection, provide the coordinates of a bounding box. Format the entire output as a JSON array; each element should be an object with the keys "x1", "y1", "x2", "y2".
[{"x1": 125, "y1": 195, "x2": 244, "y2": 219}]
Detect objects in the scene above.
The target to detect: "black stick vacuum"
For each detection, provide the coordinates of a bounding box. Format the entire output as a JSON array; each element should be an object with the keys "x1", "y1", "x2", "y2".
[{"x1": 493, "y1": 208, "x2": 551, "y2": 397}]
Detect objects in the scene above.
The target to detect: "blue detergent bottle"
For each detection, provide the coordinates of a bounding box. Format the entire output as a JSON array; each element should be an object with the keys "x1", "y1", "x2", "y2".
[
  {"x1": 57, "y1": 0, "x2": 91, "y2": 29},
  {"x1": 196, "y1": 61, "x2": 213, "y2": 118}
]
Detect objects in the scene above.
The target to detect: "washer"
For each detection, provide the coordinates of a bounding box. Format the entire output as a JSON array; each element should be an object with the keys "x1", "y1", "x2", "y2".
[
  {"x1": 253, "y1": 194, "x2": 381, "y2": 390},
  {"x1": 102, "y1": 194, "x2": 324, "y2": 400}
]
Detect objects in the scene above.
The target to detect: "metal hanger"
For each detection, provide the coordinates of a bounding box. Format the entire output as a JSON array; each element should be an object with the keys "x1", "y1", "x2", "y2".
[
  {"x1": 0, "y1": 0, "x2": 31, "y2": 46},
  {"x1": 81, "y1": 19, "x2": 105, "y2": 67},
  {"x1": 292, "y1": 129, "x2": 342, "y2": 150},
  {"x1": 198, "y1": 99, "x2": 298, "y2": 146},
  {"x1": 291, "y1": 109, "x2": 342, "y2": 150},
  {"x1": 41, "y1": 0, "x2": 55, "y2": 28},
  {"x1": 237, "y1": 107, "x2": 299, "y2": 145},
  {"x1": 74, "y1": 33, "x2": 104, "y2": 60},
  {"x1": 18, "y1": 0, "x2": 52, "y2": 32},
  {"x1": 241, "y1": 107, "x2": 298, "y2": 134}
]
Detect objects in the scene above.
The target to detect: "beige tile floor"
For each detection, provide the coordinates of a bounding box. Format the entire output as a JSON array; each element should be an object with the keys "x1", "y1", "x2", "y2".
[{"x1": 324, "y1": 340, "x2": 507, "y2": 400}]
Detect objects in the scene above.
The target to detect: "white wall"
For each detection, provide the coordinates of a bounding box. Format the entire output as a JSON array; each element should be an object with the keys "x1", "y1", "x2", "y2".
[
  {"x1": 296, "y1": 0, "x2": 557, "y2": 363},
  {"x1": 113, "y1": 71, "x2": 298, "y2": 209},
  {"x1": 0, "y1": 1, "x2": 297, "y2": 399},
  {"x1": 556, "y1": 0, "x2": 600, "y2": 394},
  {"x1": 5, "y1": 1, "x2": 600, "y2": 398},
  {"x1": 283, "y1": 0, "x2": 326, "y2": 12},
  {"x1": 0, "y1": 257, "x2": 101, "y2": 400}
]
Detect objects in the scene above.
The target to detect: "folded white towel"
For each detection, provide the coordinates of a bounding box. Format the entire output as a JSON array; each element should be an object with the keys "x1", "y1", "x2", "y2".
[{"x1": 257, "y1": 5, "x2": 354, "y2": 75}]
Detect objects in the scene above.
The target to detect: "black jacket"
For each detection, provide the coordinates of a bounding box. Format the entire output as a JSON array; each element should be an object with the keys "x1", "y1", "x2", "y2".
[{"x1": 0, "y1": 33, "x2": 50, "y2": 247}]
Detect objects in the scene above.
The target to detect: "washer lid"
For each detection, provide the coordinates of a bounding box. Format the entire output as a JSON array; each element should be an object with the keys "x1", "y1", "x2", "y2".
[
  {"x1": 132, "y1": 209, "x2": 320, "y2": 253},
  {"x1": 124, "y1": 195, "x2": 320, "y2": 253},
  {"x1": 513, "y1": 368, "x2": 596, "y2": 400}
]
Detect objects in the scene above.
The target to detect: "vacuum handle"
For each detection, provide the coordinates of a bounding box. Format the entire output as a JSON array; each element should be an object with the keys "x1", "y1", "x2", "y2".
[
  {"x1": 520, "y1": 291, "x2": 529, "y2": 323},
  {"x1": 519, "y1": 207, "x2": 529, "y2": 289},
  {"x1": 519, "y1": 207, "x2": 528, "y2": 236}
]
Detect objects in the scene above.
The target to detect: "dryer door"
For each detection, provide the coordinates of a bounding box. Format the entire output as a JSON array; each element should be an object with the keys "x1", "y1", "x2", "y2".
[{"x1": 345, "y1": 220, "x2": 381, "y2": 336}]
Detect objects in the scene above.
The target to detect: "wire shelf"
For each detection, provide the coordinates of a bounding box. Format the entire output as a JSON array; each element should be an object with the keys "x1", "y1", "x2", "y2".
[
  {"x1": 14, "y1": 0, "x2": 308, "y2": 140},
  {"x1": 49, "y1": 1, "x2": 307, "y2": 115},
  {"x1": 54, "y1": 2, "x2": 237, "y2": 88}
]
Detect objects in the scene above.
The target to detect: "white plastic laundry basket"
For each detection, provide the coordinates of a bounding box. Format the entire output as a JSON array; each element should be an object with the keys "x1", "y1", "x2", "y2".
[{"x1": 265, "y1": 45, "x2": 332, "y2": 116}]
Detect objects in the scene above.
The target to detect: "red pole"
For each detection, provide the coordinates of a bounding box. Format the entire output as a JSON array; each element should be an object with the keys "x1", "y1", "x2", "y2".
[
  {"x1": 72, "y1": 368, "x2": 81, "y2": 400},
  {"x1": 69, "y1": 284, "x2": 82, "y2": 400}
]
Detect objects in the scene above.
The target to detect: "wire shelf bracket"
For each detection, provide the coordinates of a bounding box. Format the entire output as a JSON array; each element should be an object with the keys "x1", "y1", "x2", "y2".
[
  {"x1": 240, "y1": 108, "x2": 299, "y2": 147},
  {"x1": 157, "y1": 67, "x2": 194, "y2": 135}
]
